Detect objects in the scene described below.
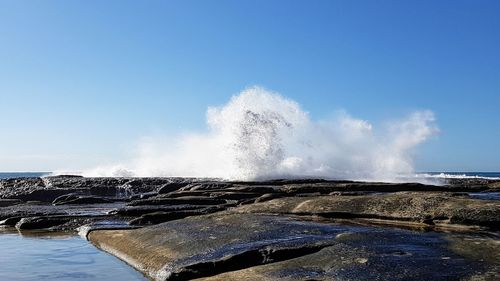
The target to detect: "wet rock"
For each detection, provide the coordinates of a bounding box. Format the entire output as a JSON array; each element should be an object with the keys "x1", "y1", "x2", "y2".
[
  {"x1": 254, "y1": 193, "x2": 284, "y2": 203},
  {"x1": 2, "y1": 176, "x2": 500, "y2": 280},
  {"x1": 78, "y1": 220, "x2": 141, "y2": 239},
  {"x1": 0, "y1": 202, "x2": 125, "y2": 223},
  {"x1": 0, "y1": 177, "x2": 45, "y2": 190},
  {"x1": 88, "y1": 213, "x2": 346, "y2": 280},
  {"x1": 0, "y1": 203, "x2": 66, "y2": 221},
  {"x1": 111, "y1": 204, "x2": 211, "y2": 216},
  {"x1": 0, "y1": 216, "x2": 23, "y2": 226},
  {"x1": 209, "y1": 192, "x2": 261, "y2": 200},
  {"x1": 227, "y1": 185, "x2": 282, "y2": 194},
  {"x1": 282, "y1": 181, "x2": 488, "y2": 194},
  {"x1": 229, "y1": 179, "x2": 329, "y2": 186},
  {"x1": 10, "y1": 188, "x2": 90, "y2": 202},
  {"x1": 0, "y1": 176, "x2": 203, "y2": 202},
  {"x1": 232, "y1": 192, "x2": 500, "y2": 229},
  {"x1": 158, "y1": 181, "x2": 193, "y2": 194},
  {"x1": 195, "y1": 231, "x2": 499, "y2": 281},
  {"x1": 89, "y1": 212, "x2": 500, "y2": 281},
  {"x1": 128, "y1": 206, "x2": 225, "y2": 225},
  {"x1": 0, "y1": 199, "x2": 22, "y2": 207},
  {"x1": 130, "y1": 191, "x2": 159, "y2": 200},
  {"x1": 489, "y1": 181, "x2": 500, "y2": 189},
  {"x1": 179, "y1": 182, "x2": 234, "y2": 191},
  {"x1": 128, "y1": 196, "x2": 228, "y2": 206},
  {"x1": 52, "y1": 194, "x2": 113, "y2": 205},
  {"x1": 159, "y1": 191, "x2": 212, "y2": 198},
  {"x1": 15, "y1": 216, "x2": 70, "y2": 230}
]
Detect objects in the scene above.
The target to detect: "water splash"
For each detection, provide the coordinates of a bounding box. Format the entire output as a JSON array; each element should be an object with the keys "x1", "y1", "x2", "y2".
[{"x1": 82, "y1": 86, "x2": 438, "y2": 181}]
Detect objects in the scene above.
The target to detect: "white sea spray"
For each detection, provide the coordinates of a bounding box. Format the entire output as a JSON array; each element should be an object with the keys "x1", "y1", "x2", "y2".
[{"x1": 82, "y1": 86, "x2": 438, "y2": 182}]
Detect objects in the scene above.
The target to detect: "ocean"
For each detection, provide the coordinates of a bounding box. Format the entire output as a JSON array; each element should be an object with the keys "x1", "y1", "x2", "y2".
[
  {"x1": 0, "y1": 172, "x2": 50, "y2": 179},
  {"x1": 419, "y1": 172, "x2": 500, "y2": 180}
]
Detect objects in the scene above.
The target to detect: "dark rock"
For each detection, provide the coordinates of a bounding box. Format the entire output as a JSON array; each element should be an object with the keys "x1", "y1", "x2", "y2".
[
  {"x1": 158, "y1": 181, "x2": 192, "y2": 194},
  {"x1": 128, "y1": 206, "x2": 224, "y2": 225},
  {"x1": 53, "y1": 195, "x2": 113, "y2": 205},
  {"x1": 130, "y1": 191, "x2": 159, "y2": 200},
  {"x1": 254, "y1": 193, "x2": 284, "y2": 203},
  {"x1": 49, "y1": 174, "x2": 83, "y2": 178},
  {"x1": 88, "y1": 213, "x2": 499, "y2": 281},
  {"x1": 52, "y1": 193, "x2": 81, "y2": 204},
  {"x1": 0, "y1": 216, "x2": 23, "y2": 226},
  {"x1": 159, "y1": 191, "x2": 211, "y2": 198},
  {"x1": 15, "y1": 216, "x2": 70, "y2": 230},
  {"x1": 128, "y1": 196, "x2": 228, "y2": 206},
  {"x1": 209, "y1": 192, "x2": 261, "y2": 200},
  {"x1": 229, "y1": 178, "x2": 329, "y2": 186},
  {"x1": 2, "y1": 176, "x2": 499, "y2": 280},
  {"x1": 233, "y1": 192, "x2": 500, "y2": 229},
  {"x1": 179, "y1": 182, "x2": 234, "y2": 191},
  {"x1": 0, "y1": 199, "x2": 22, "y2": 207},
  {"x1": 229, "y1": 185, "x2": 282, "y2": 194},
  {"x1": 111, "y1": 204, "x2": 213, "y2": 216},
  {"x1": 282, "y1": 181, "x2": 487, "y2": 194},
  {"x1": 197, "y1": 231, "x2": 499, "y2": 281},
  {"x1": 77, "y1": 221, "x2": 141, "y2": 239},
  {"x1": 11, "y1": 188, "x2": 89, "y2": 202},
  {"x1": 89, "y1": 213, "x2": 345, "y2": 280},
  {"x1": 0, "y1": 201, "x2": 125, "y2": 222}
]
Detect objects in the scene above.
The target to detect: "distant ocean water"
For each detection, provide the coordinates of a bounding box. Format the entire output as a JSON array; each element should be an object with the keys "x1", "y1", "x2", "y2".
[
  {"x1": 418, "y1": 172, "x2": 500, "y2": 180},
  {"x1": 0, "y1": 172, "x2": 50, "y2": 179}
]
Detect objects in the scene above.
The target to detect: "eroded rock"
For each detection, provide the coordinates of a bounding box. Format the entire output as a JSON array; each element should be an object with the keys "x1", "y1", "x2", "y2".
[{"x1": 231, "y1": 192, "x2": 500, "y2": 229}]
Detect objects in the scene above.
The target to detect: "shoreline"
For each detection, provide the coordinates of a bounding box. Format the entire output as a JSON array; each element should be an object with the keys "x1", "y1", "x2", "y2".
[{"x1": 1, "y1": 176, "x2": 499, "y2": 280}]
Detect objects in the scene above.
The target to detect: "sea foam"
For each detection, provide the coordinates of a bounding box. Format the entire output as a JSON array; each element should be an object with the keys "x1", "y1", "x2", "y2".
[{"x1": 82, "y1": 86, "x2": 438, "y2": 182}]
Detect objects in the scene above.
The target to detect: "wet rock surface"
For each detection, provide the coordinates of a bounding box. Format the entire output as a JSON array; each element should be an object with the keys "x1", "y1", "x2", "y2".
[
  {"x1": 1, "y1": 176, "x2": 500, "y2": 280},
  {"x1": 195, "y1": 230, "x2": 500, "y2": 281}
]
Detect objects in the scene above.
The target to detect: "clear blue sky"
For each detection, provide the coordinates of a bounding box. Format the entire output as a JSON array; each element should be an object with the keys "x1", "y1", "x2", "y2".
[{"x1": 0, "y1": 0, "x2": 499, "y2": 172}]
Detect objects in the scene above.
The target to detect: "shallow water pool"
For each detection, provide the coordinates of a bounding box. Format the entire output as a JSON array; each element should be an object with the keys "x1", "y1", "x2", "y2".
[{"x1": 0, "y1": 229, "x2": 146, "y2": 281}]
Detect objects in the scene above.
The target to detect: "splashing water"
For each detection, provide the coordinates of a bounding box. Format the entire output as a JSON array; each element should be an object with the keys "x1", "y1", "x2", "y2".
[{"x1": 82, "y1": 87, "x2": 438, "y2": 181}]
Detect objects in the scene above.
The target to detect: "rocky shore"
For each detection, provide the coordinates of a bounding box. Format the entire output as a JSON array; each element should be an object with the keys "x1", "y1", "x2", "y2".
[{"x1": 1, "y1": 176, "x2": 499, "y2": 280}]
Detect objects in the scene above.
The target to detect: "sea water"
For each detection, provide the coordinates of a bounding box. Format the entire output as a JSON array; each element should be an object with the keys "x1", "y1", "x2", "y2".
[
  {"x1": 0, "y1": 229, "x2": 146, "y2": 281},
  {"x1": 0, "y1": 173, "x2": 146, "y2": 280},
  {"x1": 0, "y1": 172, "x2": 49, "y2": 179}
]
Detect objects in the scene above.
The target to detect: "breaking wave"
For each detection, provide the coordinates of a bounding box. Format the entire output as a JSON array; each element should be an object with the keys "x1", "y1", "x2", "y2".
[
  {"x1": 417, "y1": 173, "x2": 500, "y2": 181},
  {"x1": 82, "y1": 86, "x2": 439, "y2": 182}
]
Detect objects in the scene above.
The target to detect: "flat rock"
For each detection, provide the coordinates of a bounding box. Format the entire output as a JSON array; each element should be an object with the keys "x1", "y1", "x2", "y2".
[
  {"x1": 0, "y1": 202, "x2": 125, "y2": 221},
  {"x1": 231, "y1": 192, "x2": 500, "y2": 229},
  {"x1": 15, "y1": 216, "x2": 70, "y2": 230},
  {"x1": 88, "y1": 213, "x2": 352, "y2": 280},
  {"x1": 128, "y1": 206, "x2": 225, "y2": 225},
  {"x1": 0, "y1": 199, "x2": 22, "y2": 207},
  {"x1": 281, "y1": 181, "x2": 489, "y2": 194},
  {"x1": 0, "y1": 176, "x2": 207, "y2": 202},
  {"x1": 52, "y1": 194, "x2": 113, "y2": 205},
  {"x1": 111, "y1": 204, "x2": 212, "y2": 216},
  {"x1": 128, "y1": 196, "x2": 228, "y2": 206},
  {"x1": 195, "y1": 231, "x2": 499, "y2": 281},
  {"x1": 89, "y1": 212, "x2": 499, "y2": 281}
]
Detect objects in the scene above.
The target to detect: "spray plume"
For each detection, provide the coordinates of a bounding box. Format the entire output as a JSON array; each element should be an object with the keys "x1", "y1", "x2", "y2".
[{"x1": 83, "y1": 87, "x2": 438, "y2": 182}]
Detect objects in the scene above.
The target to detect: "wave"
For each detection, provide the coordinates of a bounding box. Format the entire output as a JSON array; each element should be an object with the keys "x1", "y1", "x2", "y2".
[
  {"x1": 416, "y1": 173, "x2": 500, "y2": 181},
  {"x1": 80, "y1": 86, "x2": 439, "y2": 182}
]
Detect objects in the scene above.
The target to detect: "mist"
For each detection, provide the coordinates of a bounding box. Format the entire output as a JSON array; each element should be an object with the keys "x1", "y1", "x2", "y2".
[{"x1": 82, "y1": 87, "x2": 438, "y2": 182}]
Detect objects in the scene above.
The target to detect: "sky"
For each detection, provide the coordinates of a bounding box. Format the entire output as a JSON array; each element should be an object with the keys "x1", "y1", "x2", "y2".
[{"x1": 0, "y1": 0, "x2": 499, "y2": 172}]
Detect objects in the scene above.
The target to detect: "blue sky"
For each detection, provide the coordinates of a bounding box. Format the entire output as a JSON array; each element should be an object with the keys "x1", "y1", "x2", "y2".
[{"x1": 0, "y1": 0, "x2": 499, "y2": 172}]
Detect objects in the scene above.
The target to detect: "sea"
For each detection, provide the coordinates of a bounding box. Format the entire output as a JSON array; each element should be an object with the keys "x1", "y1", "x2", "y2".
[{"x1": 0, "y1": 172, "x2": 50, "y2": 179}]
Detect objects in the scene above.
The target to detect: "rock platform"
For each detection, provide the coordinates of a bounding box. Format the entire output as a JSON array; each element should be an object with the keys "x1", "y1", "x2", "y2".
[{"x1": 1, "y1": 176, "x2": 499, "y2": 280}]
